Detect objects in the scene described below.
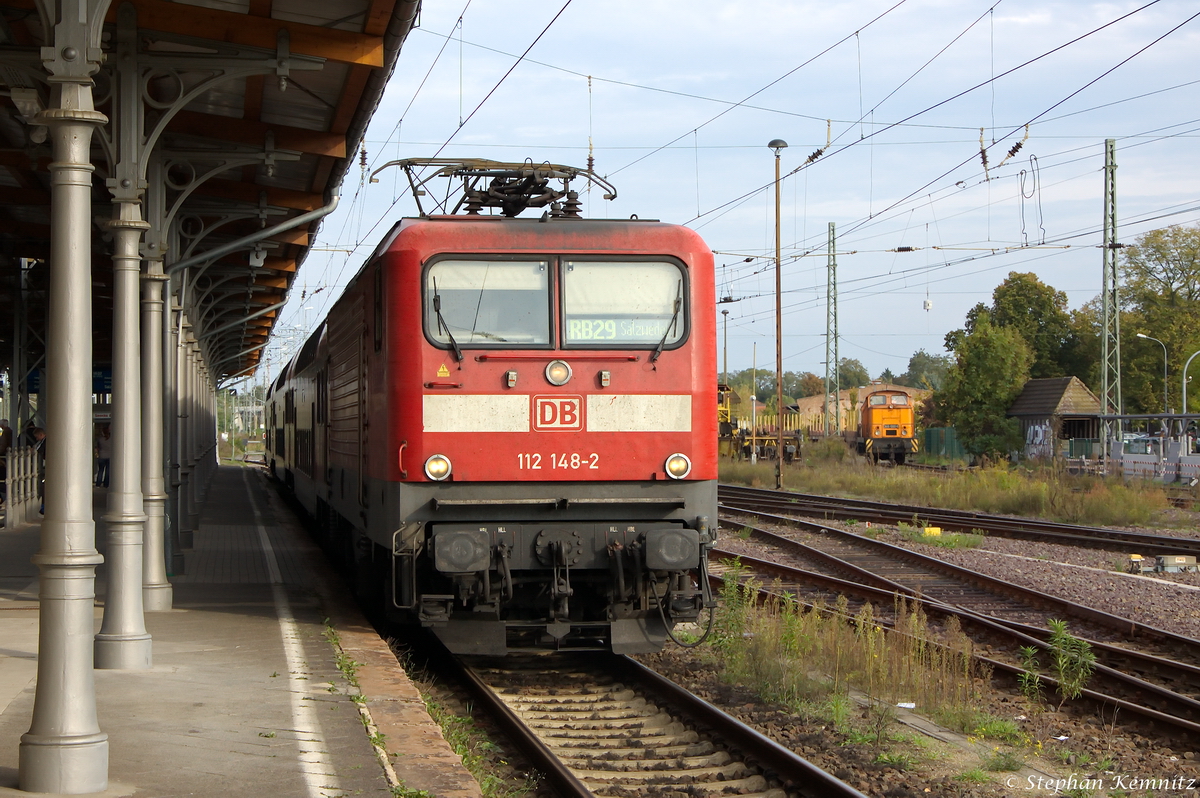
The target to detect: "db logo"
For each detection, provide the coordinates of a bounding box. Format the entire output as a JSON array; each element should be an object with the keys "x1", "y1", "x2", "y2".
[{"x1": 533, "y1": 395, "x2": 583, "y2": 431}]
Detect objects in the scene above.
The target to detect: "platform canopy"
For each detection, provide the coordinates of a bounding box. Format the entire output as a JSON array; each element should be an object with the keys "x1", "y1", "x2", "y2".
[{"x1": 0, "y1": 0, "x2": 418, "y2": 387}]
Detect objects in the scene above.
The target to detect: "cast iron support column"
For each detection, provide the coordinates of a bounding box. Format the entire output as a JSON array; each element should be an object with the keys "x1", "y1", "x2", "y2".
[
  {"x1": 137, "y1": 92, "x2": 175, "y2": 604},
  {"x1": 176, "y1": 324, "x2": 194, "y2": 548},
  {"x1": 20, "y1": 0, "x2": 111, "y2": 789},
  {"x1": 189, "y1": 342, "x2": 203, "y2": 528},
  {"x1": 95, "y1": 1, "x2": 152, "y2": 667},
  {"x1": 94, "y1": 216, "x2": 153, "y2": 667},
  {"x1": 184, "y1": 333, "x2": 201, "y2": 537},
  {"x1": 165, "y1": 290, "x2": 185, "y2": 566},
  {"x1": 142, "y1": 261, "x2": 173, "y2": 606},
  {"x1": 152, "y1": 158, "x2": 185, "y2": 570}
]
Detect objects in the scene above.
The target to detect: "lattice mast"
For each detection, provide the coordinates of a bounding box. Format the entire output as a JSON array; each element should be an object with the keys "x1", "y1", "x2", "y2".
[
  {"x1": 824, "y1": 222, "x2": 840, "y2": 435},
  {"x1": 1101, "y1": 139, "x2": 1122, "y2": 453}
]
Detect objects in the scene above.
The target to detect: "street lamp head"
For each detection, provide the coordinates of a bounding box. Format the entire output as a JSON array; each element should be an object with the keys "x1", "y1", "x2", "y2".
[
  {"x1": 768, "y1": 139, "x2": 788, "y2": 155},
  {"x1": 1137, "y1": 332, "x2": 1149, "y2": 339}
]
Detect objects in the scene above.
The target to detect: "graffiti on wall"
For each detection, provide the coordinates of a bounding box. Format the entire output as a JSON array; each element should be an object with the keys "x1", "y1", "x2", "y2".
[{"x1": 1025, "y1": 421, "x2": 1055, "y2": 459}]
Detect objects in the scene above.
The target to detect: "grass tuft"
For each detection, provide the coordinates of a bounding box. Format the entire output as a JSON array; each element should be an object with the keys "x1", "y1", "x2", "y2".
[{"x1": 423, "y1": 700, "x2": 537, "y2": 798}]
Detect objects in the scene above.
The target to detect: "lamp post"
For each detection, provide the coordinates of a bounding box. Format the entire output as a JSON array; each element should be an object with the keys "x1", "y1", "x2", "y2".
[
  {"x1": 721, "y1": 309, "x2": 729, "y2": 385},
  {"x1": 1136, "y1": 333, "x2": 1169, "y2": 414},
  {"x1": 1184, "y1": 349, "x2": 1200, "y2": 415},
  {"x1": 769, "y1": 138, "x2": 787, "y2": 489}
]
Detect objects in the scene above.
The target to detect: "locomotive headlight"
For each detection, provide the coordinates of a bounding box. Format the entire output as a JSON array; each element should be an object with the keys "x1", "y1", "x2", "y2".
[
  {"x1": 433, "y1": 528, "x2": 491, "y2": 572},
  {"x1": 645, "y1": 528, "x2": 700, "y2": 570},
  {"x1": 545, "y1": 359, "x2": 572, "y2": 386},
  {"x1": 424, "y1": 454, "x2": 452, "y2": 481},
  {"x1": 664, "y1": 453, "x2": 692, "y2": 479}
]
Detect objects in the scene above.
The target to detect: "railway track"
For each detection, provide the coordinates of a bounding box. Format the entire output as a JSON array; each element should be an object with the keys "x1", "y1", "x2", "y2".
[
  {"x1": 428, "y1": 644, "x2": 869, "y2": 798},
  {"x1": 719, "y1": 484, "x2": 1200, "y2": 558},
  {"x1": 718, "y1": 505, "x2": 1200, "y2": 657},
  {"x1": 711, "y1": 513, "x2": 1200, "y2": 738}
]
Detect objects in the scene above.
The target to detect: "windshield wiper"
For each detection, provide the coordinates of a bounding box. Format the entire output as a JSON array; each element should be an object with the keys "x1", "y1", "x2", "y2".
[
  {"x1": 432, "y1": 278, "x2": 463, "y2": 362},
  {"x1": 650, "y1": 281, "x2": 683, "y2": 363}
]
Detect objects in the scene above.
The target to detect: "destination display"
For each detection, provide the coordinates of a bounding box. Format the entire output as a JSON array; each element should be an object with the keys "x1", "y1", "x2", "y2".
[{"x1": 564, "y1": 316, "x2": 676, "y2": 343}]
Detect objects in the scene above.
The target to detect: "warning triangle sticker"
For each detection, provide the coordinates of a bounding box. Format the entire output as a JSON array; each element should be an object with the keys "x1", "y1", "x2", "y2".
[{"x1": 436, "y1": 363, "x2": 450, "y2": 377}]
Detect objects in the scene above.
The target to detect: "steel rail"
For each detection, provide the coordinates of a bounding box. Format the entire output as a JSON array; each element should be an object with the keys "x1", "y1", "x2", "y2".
[
  {"x1": 712, "y1": 539, "x2": 1200, "y2": 709},
  {"x1": 719, "y1": 484, "x2": 1200, "y2": 557},
  {"x1": 429, "y1": 629, "x2": 869, "y2": 798},
  {"x1": 616, "y1": 656, "x2": 871, "y2": 798},
  {"x1": 426, "y1": 640, "x2": 593, "y2": 798},
  {"x1": 718, "y1": 505, "x2": 1200, "y2": 655},
  {"x1": 705, "y1": 558, "x2": 1200, "y2": 739}
]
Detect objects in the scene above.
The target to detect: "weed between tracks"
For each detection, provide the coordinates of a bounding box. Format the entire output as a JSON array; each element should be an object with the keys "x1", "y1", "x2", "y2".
[
  {"x1": 897, "y1": 522, "x2": 986, "y2": 549},
  {"x1": 706, "y1": 560, "x2": 1039, "y2": 787},
  {"x1": 713, "y1": 560, "x2": 986, "y2": 720},
  {"x1": 422, "y1": 699, "x2": 533, "y2": 798},
  {"x1": 720, "y1": 457, "x2": 1175, "y2": 527},
  {"x1": 388, "y1": 644, "x2": 540, "y2": 798}
]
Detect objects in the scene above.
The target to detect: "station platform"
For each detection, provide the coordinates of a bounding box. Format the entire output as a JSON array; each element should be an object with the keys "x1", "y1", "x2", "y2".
[{"x1": 0, "y1": 466, "x2": 481, "y2": 798}]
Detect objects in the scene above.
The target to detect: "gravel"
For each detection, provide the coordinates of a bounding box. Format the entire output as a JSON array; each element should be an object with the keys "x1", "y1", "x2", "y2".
[{"x1": 689, "y1": 510, "x2": 1200, "y2": 795}]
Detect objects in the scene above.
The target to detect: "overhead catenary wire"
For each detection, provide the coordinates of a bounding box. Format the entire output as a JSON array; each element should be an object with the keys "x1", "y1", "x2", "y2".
[
  {"x1": 288, "y1": 3, "x2": 1200, "y2": 380},
  {"x1": 284, "y1": 1, "x2": 577, "y2": 334},
  {"x1": 686, "y1": 0, "x2": 1170, "y2": 230},
  {"x1": 608, "y1": 0, "x2": 912, "y2": 178},
  {"x1": 713, "y1": 103, "x2": 1200, "y2": 296},
  {"x1": 407, "y1": 25, "x2": 1200, "y2": 137}
]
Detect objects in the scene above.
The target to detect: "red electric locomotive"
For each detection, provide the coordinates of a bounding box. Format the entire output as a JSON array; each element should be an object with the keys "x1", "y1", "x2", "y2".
[{"x1": 267, "y1": 160, "x2": 716, "y2": 655}]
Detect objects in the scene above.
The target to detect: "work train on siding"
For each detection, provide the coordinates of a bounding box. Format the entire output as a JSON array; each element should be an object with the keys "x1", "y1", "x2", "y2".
[
  {"x1": 855, "y1": 387, "x2": 918, "y2": 464},
  {"x1": 266, "y1": 160, "x2": 716, "y2": 655}
]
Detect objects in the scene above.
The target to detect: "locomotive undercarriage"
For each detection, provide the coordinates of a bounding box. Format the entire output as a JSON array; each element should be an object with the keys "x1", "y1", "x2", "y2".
[
  {"x1": 407, "y1": 519, "x2": 710, "y2": 655},
  {"x1": 349, "y1": 478, "x2": 718, "y2": 655},
  {"x1": 860, "y1": 437, "x2": 914, "y2": 465}
]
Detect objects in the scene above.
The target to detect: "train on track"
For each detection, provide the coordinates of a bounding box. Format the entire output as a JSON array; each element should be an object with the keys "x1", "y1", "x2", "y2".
[
  {"x1": 854, "y1": 386, "x2": 918, "y2": 464},
  {"x1": 266, "y1": 159, "x2": 716, "y2": 655}
]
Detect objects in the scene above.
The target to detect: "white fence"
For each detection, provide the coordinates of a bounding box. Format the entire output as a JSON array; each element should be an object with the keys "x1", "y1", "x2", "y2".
[
  {"x1": 3, "y1": 445, "x2": 40, "y2": 528},
  {"x1": 1111, "y1": 437, "x2": 1200, "y2": 485}
]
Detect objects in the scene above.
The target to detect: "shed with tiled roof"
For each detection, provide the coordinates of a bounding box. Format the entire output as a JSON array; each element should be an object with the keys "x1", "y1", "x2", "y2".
[{"x1": 1007, "y1": 377, "x2": 1101, "y2": 458}]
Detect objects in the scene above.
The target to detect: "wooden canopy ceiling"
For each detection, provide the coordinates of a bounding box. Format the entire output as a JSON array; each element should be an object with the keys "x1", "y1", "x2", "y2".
[{"x1": 0, "y1": 0, "x2": 418, "y2": 386}]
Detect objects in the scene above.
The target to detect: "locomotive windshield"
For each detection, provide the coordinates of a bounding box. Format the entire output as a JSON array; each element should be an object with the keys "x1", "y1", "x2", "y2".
[
  {"x1": 425, "y1": 259, "x2": 551, "y2": 346},
  {"x1": 562, "y1": 260, "x2": 686, "y2": 346}
]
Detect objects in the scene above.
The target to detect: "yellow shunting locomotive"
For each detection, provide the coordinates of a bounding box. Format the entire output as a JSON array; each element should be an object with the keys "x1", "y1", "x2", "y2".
[{"x1": 856, "y1": 387, "x2": 918, "y2": 464}]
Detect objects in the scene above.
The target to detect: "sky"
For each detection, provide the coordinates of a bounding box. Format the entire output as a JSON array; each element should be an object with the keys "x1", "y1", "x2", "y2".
[{"x1": 263, "y1": 0, "x2": 1200, "y2": 385}]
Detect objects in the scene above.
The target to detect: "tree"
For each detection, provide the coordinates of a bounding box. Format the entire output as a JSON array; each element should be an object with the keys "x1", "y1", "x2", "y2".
[
  {"x1": 939, "y1": 318, "x2": 1033, "y2": 458},
  {"x1": 899, "y1": 349, "x2": 952, "y2": 391},
  {"x1": 796, "y1": 372, "x2": 825, "y2": 398},
  {"x1": 945, "y1": 274, "x2": 1075, "y2": 379},
  {"x1": 725, "y1": 368, "x2": 775, "y2": 402},
  {"x1": 944, "y1": 303, "x2": 990, "y2": 353},
  {"x1": 837, "y1": 358, "x2": 870, "y2": 389},
  {"x1": 990, "y1": 272, "x2": 1075, "y2": 379},
  {"x1": 878, "y1": 367, "x2": 896, "y2": 383},
  {"x1": 783, "y1": 370, "x2": 823, "y2": 399},
  {"x1": 1123, "y1": 224, "x2": 1200, "y2": 308},
  {"x1": 1120, "y1": 225, "x2": 1200, "y2": 413}
]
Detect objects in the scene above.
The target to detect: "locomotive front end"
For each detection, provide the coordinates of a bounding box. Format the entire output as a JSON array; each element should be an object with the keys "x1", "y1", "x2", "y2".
[
  {"x1": 858, "y1": 388, "x2": 918, "y2": 464},
  {"x1": 386, "y1": 216, "x2": 718, "y2": 655}
]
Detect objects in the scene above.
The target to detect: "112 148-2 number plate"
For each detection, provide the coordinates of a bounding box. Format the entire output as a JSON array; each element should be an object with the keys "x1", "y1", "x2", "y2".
[{"x1": 517, "y1": 452, "x2": 599, "y2": 470}]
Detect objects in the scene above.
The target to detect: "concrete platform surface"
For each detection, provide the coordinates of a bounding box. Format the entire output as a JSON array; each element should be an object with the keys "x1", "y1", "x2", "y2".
[{"x1": 0, "y1": 466, "x2": 480, "y2": 798}]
